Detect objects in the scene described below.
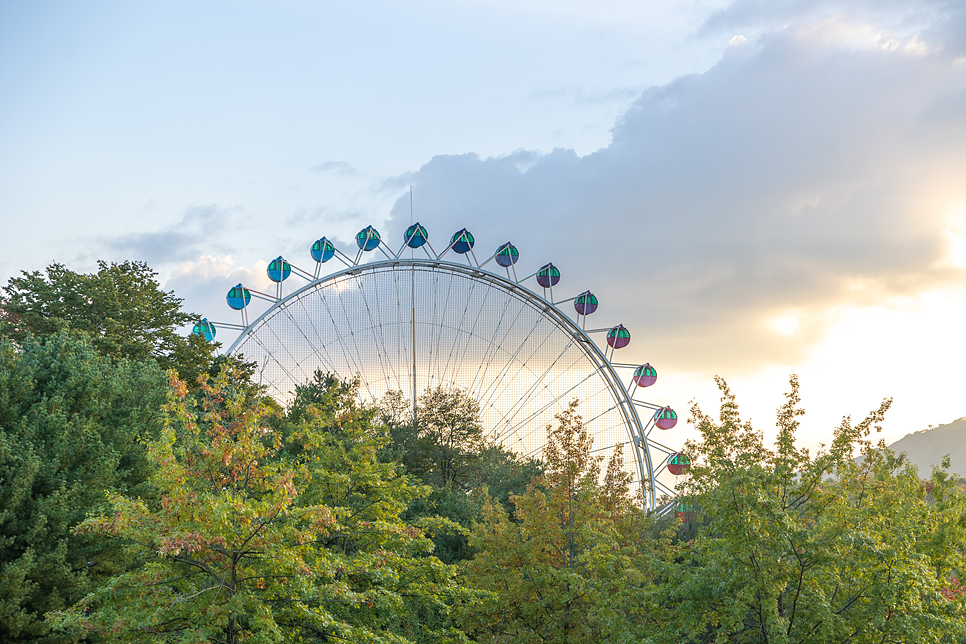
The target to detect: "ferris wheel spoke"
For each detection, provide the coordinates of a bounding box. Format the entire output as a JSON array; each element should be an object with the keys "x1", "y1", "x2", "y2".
[
  {"x1": 277, "y1": 301, "x2": 335, "y2": 384},
  {"x1": 428, "y1": 269, "x2": 455, "y2": 391},
  {"x1": 438, "y1": 275, "x2": 479, "y2": 387},
  {"x1": 448, "y1": 279, "x2": 493, "y2": 388},
  {"x1": 512, "y1": 370, "x2": 629, "y2": 454},
  {"x1": 499, "y1": 366, "x2": 602, "y2": 445},
  {"x1": 334, "y1": 276, "x2": 384, "y2": 400},
  {"x1": 477, "y1": 308, "x2": 552, "y2": 407},
  {"x1": 391, "y1": 267, "x2": 414, "y2": 404},
  {"x1": 277, "y1": 300, "x2": 317, "y2": 357},
  {"x1": 308, "y1": 293, "x2": 360, "y2": 388},
  {"x1": 518, "y1": 414, "x2": 624, "y2": 459},
  {"x1": 508, "y1": 375, "x2": 610, "y2": 449},
  {"x1": 425, "y1": 267, "x2": 442, "y2": 393},
  {"x1": 475, "y1": 311, "x2": 549, "y2": 415},
  {"x1": 589, "y1": 437, "x2": 634, "y2": 454},
  {"x1": 578, "y1": 401, "x2": 621, "y2": 428},
  {"x1": 587, "y1": 419, "x2": 630, "y2": 456},
  {"x1": 490, "y1": 335, "x2": 580, "y2": 431},
  {"x1": 363, "y1": 270, "x2": 398, "y2": 393},
  {"x1": 481, "y1": 320, "x2": 561, "y2": 419},
  {"x1": 355, "y1": 268, "x2": 400, "y2": 397},
  {"x1": 452, "y1": 283, "x2": 493, "y2": 394},
  {"x1": 433, "y1": 269, "x2": 458, "y2": 389},
  {"x1": 437, "y1": 270, "x2": 464, "y2": 387},
  {"x1": 291, "y1": 291, "x2": 330, "y2": 367},
  {"x1": 392, "y1": 269, "x2": 414, "y2": 398},
  {"x1": 317, "y1": 287, "x2": 361, "y2": 377},
  {"x1": 262, "y1": 316, "x2": 315, "y2": 388},
  {"x1": 468, "y1": 290, "x2": 522, "y2": 399},
  {"x1": 500, "y1": 341, "x2": 593, "y2": 424},
  {"x1": 248, "y1": 328, "x2": 307, "y2": 397},
  {"x1": 318, "y1": 284, "x2": 377, "y2": 402}
]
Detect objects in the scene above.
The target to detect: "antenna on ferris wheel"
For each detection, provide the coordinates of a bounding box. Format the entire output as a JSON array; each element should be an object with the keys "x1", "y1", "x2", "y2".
[{"x1": 410, "y1": 184, "x2": 417, "y2": 427}]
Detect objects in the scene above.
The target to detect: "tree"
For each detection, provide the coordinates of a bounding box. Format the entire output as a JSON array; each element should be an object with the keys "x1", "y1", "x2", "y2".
[
  {"x1": 413, "y1": 386, "x2": 485, "y2": 489},
  {"x1": 458, "y1": 401, "x2": 660, "y2": 643},
  {"x1": 1, "y1": 261, "x2": 216, "y2": 383},
  {"x1": 377, "y1": 387, "x2": 542, "y2": 564},
  {"x1": 51, "y1": 369, "x2": 473, "y2": 644},
  {"x1": 0, "y1": 331, "x2": 167, "y2": 643},
  {"x1": 656, "y1": 375, "x2": 966, "y2": 643},
  {"x1": 285, "y1": 369, "x2": 356, "y2": 426}
]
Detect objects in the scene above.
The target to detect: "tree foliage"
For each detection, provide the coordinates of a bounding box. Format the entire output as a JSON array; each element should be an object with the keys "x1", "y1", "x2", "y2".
[
  {"x1": 458, "y1": 401, "x2": 661, "y2": 643},
  {"x1": 378, "y1": 386, "x2": 542, "y2": 564},
  {"x1": 413, "y1": 387, "x2": 485, "y2": 489},
  {"x1": 0, "y1": 332, "x2": 167, "y2": 643},
  {"x1": 657, "y1": 375, "x2": 966, "y2": 643},
  {"x1": 51, "y1": 369, "x2": 473, "y2": 644},
  {"x1": 1, "y1": 261, "x2": 216, "y2": 383},
  {"x1": 2, "y1": 291, "x2": 963, "y2": 644}
]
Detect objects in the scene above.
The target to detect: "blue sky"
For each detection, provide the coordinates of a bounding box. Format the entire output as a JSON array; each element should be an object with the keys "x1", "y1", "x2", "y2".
[{"x1": 2, "y1": 0, "x2": 965, "y2": 448}]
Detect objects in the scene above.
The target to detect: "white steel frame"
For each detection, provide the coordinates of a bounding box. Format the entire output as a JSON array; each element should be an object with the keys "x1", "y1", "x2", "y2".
[{"x1": 218, "y1": 230, "x2": 682, "y2": 510}]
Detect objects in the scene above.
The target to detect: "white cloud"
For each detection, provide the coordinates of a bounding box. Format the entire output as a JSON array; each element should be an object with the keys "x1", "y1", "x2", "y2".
[
  {"x1": 99, "y1": 204, "x2": 233, "y2": 267},
  {"x1": 382, "y1": 0, "x2": 966, "y2": 373},
  {"x1": 768, "y1": 311, "x2": 801, "y2": 336},
  {"x1": 169, "y1": 254, "x2": 236, "y2": 282},
  {"x1": 165, "y1": 255, "x2": 274, "y2": 334}
]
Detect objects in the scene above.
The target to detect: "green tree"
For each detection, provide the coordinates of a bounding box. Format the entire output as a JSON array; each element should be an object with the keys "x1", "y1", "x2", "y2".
[
  {"x1": 285, "y1": 369, "x2": 356, "y2": 426},
  {"x1": 458, "y1": 401, "x2": 660, "y2": 643},
  {"x1": 657, "y1": 376, "x2": 966, "y2": 643},
  {"x1": 0, "y1": 331, "x2": 167, "y2": 643},
  {"x1": 414, "y1": 386, "x2": 485, "y2": 488},
  {"x1": 378, "y1": 387, "x2": 542, "y2": 564},
  {"x1": 51, "y1": 369, "x2": 473, "y2": 644},
  {"x1": 2, "y1": 261, "x2": 216, "y2": 383}
]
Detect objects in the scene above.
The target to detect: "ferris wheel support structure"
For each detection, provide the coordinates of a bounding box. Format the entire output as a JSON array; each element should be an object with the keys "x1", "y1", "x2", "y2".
[{"x1": 200, "y1": 223, "x2": 689, "y2": 512}]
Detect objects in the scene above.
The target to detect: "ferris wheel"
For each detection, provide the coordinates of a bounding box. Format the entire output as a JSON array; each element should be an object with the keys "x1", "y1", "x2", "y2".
[{"x1": 196, "y1": 223, "x2": 690, "y2": 510}]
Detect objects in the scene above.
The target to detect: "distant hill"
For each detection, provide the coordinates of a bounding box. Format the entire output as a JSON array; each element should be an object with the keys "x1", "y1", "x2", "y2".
[{"x1": 887, "y1": 417, "x2": 966, "y2": 478}]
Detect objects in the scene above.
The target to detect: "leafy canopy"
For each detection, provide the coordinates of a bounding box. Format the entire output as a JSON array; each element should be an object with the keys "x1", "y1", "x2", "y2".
[
  {"x1": 657, "y1": 375, "x2": 966, "y2": 644},
  {"x1": 51, "y1": 369, "x2": 474, "y2": 644},
  {"x1": 2, "y1": 261, "x2": 216, "y2": 382},
  {"x1": 458, "y1": 400, "x2": 661, "y2": 643},
  {"x1": 0, "y1": 331, "x2": 167, "y2": 644},
  {"x1": 378, "y1": 386, "x2": 542, "y2": 564}
]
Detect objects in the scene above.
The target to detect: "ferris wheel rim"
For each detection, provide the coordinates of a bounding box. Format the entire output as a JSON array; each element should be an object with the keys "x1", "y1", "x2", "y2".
[{"x1": 224, "y1": 256, "x2": 656, "y2": 508}]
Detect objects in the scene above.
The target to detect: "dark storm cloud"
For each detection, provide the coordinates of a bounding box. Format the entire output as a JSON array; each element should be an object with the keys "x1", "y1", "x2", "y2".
[{"x1": 385, "y1": 3, "x2": 966, "y2": 371}]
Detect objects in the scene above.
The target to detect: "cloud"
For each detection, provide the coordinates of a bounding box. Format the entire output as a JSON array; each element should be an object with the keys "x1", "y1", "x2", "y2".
[
  {"x1": 701, "y1": 0, "x2": 966, "y2": 56},
  {"x1": 165, "y1": 254, "x2": 274, "y2": 326},
  {"x1": 531, "y1": 85, "x2": 643, "y2": 107},
  {"x1": 286, "y1": 204, "x2": 367, "y2": 228},
  {"x1": 102, "y1": 204, "x2": 232, "y2": 266},
  {"x1": 383, "y1": 1, "x2": 966, "y2": 372},
  {"x1": 311, "y1": 161, "x2": 358, "y2": 175}
]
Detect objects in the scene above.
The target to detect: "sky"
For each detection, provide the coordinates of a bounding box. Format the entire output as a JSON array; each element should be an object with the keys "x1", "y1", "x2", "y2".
[{"x1": 2, "y1": 0, "x2": 965, "y2": 454}]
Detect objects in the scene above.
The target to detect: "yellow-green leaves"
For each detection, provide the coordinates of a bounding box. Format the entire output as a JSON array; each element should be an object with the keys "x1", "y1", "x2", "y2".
[
  {"x1": 459, "y1": 401, "x2": 659, "y2": 644},
  {"x1": 661, "y1": 376, "x2": 966, "y2": 644},
  {"x1": 52, "y1": 370, "x2": 472, "y2": 644}
]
